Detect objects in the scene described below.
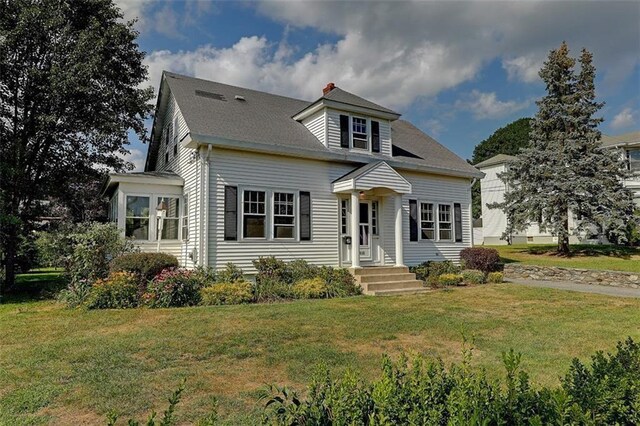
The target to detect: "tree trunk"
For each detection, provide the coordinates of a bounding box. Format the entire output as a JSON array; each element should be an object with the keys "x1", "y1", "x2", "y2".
[{"x1": 558, "y1": 213, "x2": 570, "y2": 255}]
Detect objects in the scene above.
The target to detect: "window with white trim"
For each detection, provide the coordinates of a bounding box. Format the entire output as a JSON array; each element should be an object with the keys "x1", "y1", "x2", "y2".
[
  {"x1": 273, "y1": 192, "x2": 295, "y2": 239},
  {"x1": 125, "y1": 196, "x2": 150, "y2": 240},
  {"x1": 352, "y1": 117, "x2": 368, "y2": 149},
  {"x1": 160, "y1": 197, "x2": 180, "y2": 240},
  {"x1": 627, "y1": 149, "x2": 640, "y2": 172},
  {"x1": 420, "y1": 202, "x2": 435, "y2": 240},
  {"x1": 438, "y1": 204, "x2": 452, "y2": 240},
  {"x1": 243, "y1": 190, "x2": 266, "y2": 238},
  {"x1": 182, "y1": 193, "x2": 189, "y2": 241},
  {"x1": 340, "y1": 199, "x2": 348, "y2": 234}
]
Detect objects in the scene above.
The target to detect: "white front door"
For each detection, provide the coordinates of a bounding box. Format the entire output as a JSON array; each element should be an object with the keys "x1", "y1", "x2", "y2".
[
  {"x1": 359, "y1": 201, "x2": 372, "y2": 261},
  {"x1": 340, "y1": 198, "x2": 380, "y2": 265}
]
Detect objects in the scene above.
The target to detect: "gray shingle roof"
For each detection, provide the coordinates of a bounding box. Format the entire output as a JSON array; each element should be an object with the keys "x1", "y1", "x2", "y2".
[
  {"x1": 474, "y1": 154, "x2": 518, "y2": 169},
  {"x1": 155, "y1": 72, "x2": 481, "y2": 178},
  {"x1": 601, "y1": 131, "x2": 640, "y2": 148},
  {"x1": 321, "y1": 87, "x2": 399, "y2": 116}
]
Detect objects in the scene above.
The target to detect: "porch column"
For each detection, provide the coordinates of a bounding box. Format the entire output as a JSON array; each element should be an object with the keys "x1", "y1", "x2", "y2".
[
  {"x1": 394, "y1": 194, "x2": 404, "y2": 266},
  {"x1": 350, "y1": 191, "x2": 360, "y2": 268}
]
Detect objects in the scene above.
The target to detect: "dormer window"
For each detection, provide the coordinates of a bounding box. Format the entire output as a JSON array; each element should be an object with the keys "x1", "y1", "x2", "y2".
[{"x1": 352, "y1": 117, "x2": 368, "y2": 149}]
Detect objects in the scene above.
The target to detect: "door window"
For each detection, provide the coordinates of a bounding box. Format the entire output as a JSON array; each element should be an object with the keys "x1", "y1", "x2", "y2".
[{"x1": 359, "y1": 202, "x2": 370, "y2": 246}]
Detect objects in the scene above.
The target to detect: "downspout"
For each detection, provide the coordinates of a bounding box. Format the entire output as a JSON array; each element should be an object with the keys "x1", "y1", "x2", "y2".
[
  {"x1": 469, "y1": 178, "x2": 478, "y2": 246},
  {"x1": 198, "y1": 147, "x2": 205, "y2": 265},
  {"x1": 203, "y1": 145, "x2": 212, "y2": 267}
]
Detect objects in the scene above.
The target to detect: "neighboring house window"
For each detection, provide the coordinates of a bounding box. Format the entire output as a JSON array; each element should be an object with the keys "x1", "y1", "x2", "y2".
[
  {"x1": 420, "y1": 203, "x2": 435, "y2": 240},
  {"x1": 273, "y1": 192, "x2": 295, "y2": 239},
  {"x1": 160, "y1": 197, "x2": 180, "y2": 240},
  {"x1": 371, "y1": 201, "x2": 378, "y2": 235},
  {"x1": 438, "y1": 204, "x2": 452, "y2": 240},
  {"x1": 182, "y1": 193, "x2": 189, "y2": 241},
  {"x1": 125, "y1": 196, "x2": 150, "y2": 239},
  {"x1": 243, "y1": 190, "x2": 266, "y2": 238},
  {"x1": 627, "y1": 149, "x2": 640, "y2": 172},
  {"x1": 352, "y1": 117, "x2": 368, "y2": 149},
  {"x1": 340, "y1": 199, "x2": 348, "y2": 234}
]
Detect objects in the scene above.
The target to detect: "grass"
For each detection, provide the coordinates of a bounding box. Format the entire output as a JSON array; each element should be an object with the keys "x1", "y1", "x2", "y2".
[
  {"x1": 1, "y1": 283, "x2": 639, "y2": 424},
  {"x1": 490, "y1": 244, "x2": 640, "y2": 273}
]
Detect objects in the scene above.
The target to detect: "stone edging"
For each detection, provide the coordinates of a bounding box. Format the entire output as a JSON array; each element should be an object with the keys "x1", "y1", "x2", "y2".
[{"x1": 503, "y1": 264, "x2": 640, "y2": 289}]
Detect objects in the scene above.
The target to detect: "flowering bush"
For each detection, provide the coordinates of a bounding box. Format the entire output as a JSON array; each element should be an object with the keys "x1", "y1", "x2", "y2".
[
  {"x1": 200, "y1": 281, "x2": 253, "y2": 305},
  {"x1": 144, "y1": 268, "x2": 202, "y2": 308},
  {"x1": 86, "y1": 272, "x2": 139, "y2": 309}
]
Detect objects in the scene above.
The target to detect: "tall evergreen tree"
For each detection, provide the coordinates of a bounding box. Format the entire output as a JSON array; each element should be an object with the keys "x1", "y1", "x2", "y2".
[{"x1": 490, "y1": 42, "x2": 634, "y2": 254}]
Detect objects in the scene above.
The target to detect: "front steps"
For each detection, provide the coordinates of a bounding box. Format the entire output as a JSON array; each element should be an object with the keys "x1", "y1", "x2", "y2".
[{"x1": 352, "y1": 266, "x2": 430, "y2": 296}]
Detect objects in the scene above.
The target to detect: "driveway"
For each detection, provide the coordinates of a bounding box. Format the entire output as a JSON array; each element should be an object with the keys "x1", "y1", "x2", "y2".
[{"x1": 509, "y1": 278, "x2": 640, "y2": 298}]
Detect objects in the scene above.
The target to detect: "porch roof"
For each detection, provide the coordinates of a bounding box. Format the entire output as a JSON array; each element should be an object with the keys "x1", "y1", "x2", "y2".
[
  {"x1": 332, "y1": 161, "x2": 412, "y2": 194},
  {"x1": 100, "y1": 171, "x2": 184, "y2": 196}
]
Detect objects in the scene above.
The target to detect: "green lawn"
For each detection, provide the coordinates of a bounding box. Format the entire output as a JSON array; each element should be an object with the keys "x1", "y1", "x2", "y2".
[
  {"x1": 490, "y1": 244, "x2": 640, "y2": 273},
  {"x1": 1, "y1": 284, "x2": 639, "y2": 425}
]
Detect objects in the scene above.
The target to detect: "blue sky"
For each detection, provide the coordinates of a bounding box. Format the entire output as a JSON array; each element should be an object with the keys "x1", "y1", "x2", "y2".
[{"x1": 117, "y1": 0, "x2": 640, "y2": 170}]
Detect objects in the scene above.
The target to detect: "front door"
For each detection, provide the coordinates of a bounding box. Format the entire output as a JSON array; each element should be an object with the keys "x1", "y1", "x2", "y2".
[
  {"x1": 359, "y1": 201, "x2": 372, "y2": 261},
  {"x1": 339, "y1": 198, "x2": 380, "y2": 266}
]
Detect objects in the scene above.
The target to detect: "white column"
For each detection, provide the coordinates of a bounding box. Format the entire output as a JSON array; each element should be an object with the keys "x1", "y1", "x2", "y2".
[
  {"x1": 350, "y1": 191, "x2": 360, "y2": 268},
  {"x1": 394, "y1": 194, "x2": 404, "y2": 266}
]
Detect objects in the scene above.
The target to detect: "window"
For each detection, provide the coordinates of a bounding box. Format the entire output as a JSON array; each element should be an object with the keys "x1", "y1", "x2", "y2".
[
  {"x1": 340, "y1": 199, "x2": 348, "y2": 234},
  {"x1": 273, "y1": 192, "x2": 295, "y2": 238},
  {"x1": 352, "y1": 117, "x2": 368, "y2": 149},
  {"x1": 125, "y1": 196, "x2": 150, "y2": 239},
  {"x1": 371, "y1": 201, "x2": 378, "y2": 235},
  {"x1": 420, "y1": 203, "x2": 435, "y2": 239},
  {"x1": 628, "y1": 149, "x2": 640, "y2": 172},
  {"x1": 243, "y1": 190, "x2": 266, "y2": 238},
  {"x1": 438, "y1": 204, "x2": 452, "y2": 240},
  {"x1": 165, "y1": 150, "x2": 169, "y2": 164},
  {"x1": 108, "y1": 195, "x2": 118, "y2": 223},
  {"x1": 160, "y1": 197, "x2": 180, "y2": 240},
  {"x1": 182, "y1": 194, "x2": 189, "y2": 241}
]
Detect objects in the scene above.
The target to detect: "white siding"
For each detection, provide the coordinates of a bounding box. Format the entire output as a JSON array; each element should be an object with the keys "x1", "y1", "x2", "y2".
[
  {"x1": 480, "y1": 164, "x2": 508, "y2": 243},
  {"x1": 392, "y1": 172, "x2": 474, "y2": 265},
  {"x1": 325, "y1": 108, "x2": 392, "y2": 156},
  {"x1": 355, "y1": 163, "x2": 411, "y2": 193},
  {"x1": 209, "y1": 149, "x2": 353, "y2": 272},
  {"x1": 301, "y1": 110, "x2": 326, "y2": 146}
]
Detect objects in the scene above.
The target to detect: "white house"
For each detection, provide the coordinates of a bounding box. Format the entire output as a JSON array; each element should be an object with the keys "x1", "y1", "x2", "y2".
[
  {"x1": 102, "y1": 72, "x2": 483, "y2": 292},
  {"x1": 476, "y1": 131, "x2": 640, "y2": 245}
]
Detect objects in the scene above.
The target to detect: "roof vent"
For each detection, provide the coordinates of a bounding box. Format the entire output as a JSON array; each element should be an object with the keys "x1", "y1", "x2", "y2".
[
  {"x1": 195, "y1": 90, "x2": 226, "y2": 101},
  {"x1": 234, "y1": 95, "x2": 245, "y2": 101},
  {"x1": 322, "y1": 82, "x2": 336, "y2": 95}
]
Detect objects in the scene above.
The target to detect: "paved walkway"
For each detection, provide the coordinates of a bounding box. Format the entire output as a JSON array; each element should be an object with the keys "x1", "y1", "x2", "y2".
[{"x1": 508, "y1": 278, "x2": 640, "y2": 298}]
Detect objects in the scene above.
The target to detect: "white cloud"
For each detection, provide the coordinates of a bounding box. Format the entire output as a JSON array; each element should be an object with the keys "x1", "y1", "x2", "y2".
[
  {"x1": 117, "y1": 148, "x2": 146, "y2": 171},
  {"x1": 611, "y1": 108, "x2": 637, "y2": 130},
  {"x1": 455, "y1": 90, "x2": 529, "y2": 120},
  {"x1": 502, "y1": 55, "x2": 543, "y2": 83}
]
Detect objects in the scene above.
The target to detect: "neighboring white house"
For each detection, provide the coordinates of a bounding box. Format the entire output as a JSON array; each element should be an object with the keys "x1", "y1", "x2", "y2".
[
  {"x1": 102, "y1": 73, "x2": 483, "y2": 279},
  {"x1": 476, "y1": 131, "x2": 640, "y2": 245}
]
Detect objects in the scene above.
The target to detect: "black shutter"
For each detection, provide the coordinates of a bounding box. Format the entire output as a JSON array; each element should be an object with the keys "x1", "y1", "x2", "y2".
[
  {"x1": 409, "y1": 199, "x2": 418, "y2": 242},
  {"x1": 300, "y1": 191, "x2": 311, "y2": 241},
  {"x1": 224, "y1": 186, "x2": 237, "y2": 241},
  {"x1": 454, "y1": 203, "x2": 463, "y2": 243},
  {"x1": 371, "y1": 120, "x2": 380, "y2": 153},
  {"x1": 339, "y1": 115, "x2": 349, "y2": 148}
]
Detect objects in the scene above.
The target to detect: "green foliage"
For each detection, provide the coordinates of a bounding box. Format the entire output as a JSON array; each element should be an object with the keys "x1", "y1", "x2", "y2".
[
  {"x1": 471, "y1": 118, "x2": 532, "y2": 218},
  {"x1": 253, "y1": 256, "x2": 292, "y2": 285},
  {"x1": 288, "y1": 259, "x2": 320, "y2": 283},
  {"x1": 86, "y1": 272, "x2": 139, "y2": 310},
  {"x1": 461, "y1": 269, "x2": 486, "y2": 285},
  {"x1": 260, "y1": 338, "x2": 640, "y2": 425},
  {"x1": 410, "y1": 260, "x2": 461, "y2": 287},
  {"x1": 144, "y1": 269, "x2": 202, "y2": 308},
  {"x1": 56, "y1": 278, "x2": 92, "y2": 308},
  {"x1": 200, "y1": 281, "x2": 254, "y2": 306},
  {"x1": 292, "y1": 278, "x2": 328, "y2": 299},
  {"x1": 110, "y1": 253, "x2": 179, "y2": 283},
  {"x1": 438, "y1": 273, "x2": 464, "y2": 287},
  {"x1": 318, "y1": 266, "x2": 361, "y2": 297},
  {"x1": 460, "y1": 247, "x2": 502, "y2": 273},
  {"x1": 254, "y1": 277, "x2": 295, "y2": 302},
  {"x1": 215, "y1": 263, "x2": 245, "y2": 284},
  {"x1": 487, "y1": 272, "x2": 504, "y2": 283}
]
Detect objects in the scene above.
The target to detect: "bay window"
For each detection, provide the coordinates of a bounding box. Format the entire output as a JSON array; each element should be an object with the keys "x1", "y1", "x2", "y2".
[
  {"x1": 243, "y1": 190, "x2": 266, "y2": 238},
  {"x1": 273, "y1": 192, "x2": 295, "y2": 238},
  {"x1": 126, "y1": 196, "x2": 150, "y2": 239}
]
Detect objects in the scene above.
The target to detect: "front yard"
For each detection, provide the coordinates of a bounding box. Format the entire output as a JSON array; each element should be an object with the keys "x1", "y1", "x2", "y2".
[
  {"x1": 1, "y1": 283, "x2": 639, "y2": 424},
  {"x1": 490, "y1": 244, "x2": 640, "y2": 273}
]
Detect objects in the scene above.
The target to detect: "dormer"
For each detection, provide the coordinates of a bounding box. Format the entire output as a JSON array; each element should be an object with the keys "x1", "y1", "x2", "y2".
[{"x1": 293, "y1": 83, "x2": 401, "y2": 157}]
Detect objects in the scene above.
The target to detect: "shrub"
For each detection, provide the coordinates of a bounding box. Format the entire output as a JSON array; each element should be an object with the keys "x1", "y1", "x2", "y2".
[
  {"x1": 461, "y1": 269, "x2": 486, "y2": 285},
  {"x1": 86, "y1": 272, "x2": 139, "y2": 309},
  {"x1": 288, "y1": 259, "x2": 320, "y2": 283},
  {"x1": 144, "y1": 268, "x2": 202, "y2": 308},
  {"x1": 57, "y1": 278, "x2": 92, "y2": 308},
  {"x1": 110, "y1": 252, "x2": 179, "y2": 283},
  {"x1": 253, "y1": 256, "x2": 291, "y2": 285},
  {"x1": 460, "y1": 247, "x2": 501, "y2": 273},
  {"x1": 200, "y1": 281, "x2": 253, "y2": 305},
  {"x1": 254, "y1": 277, "x2": 294, "y2": 302},
  {"x1": 411, "y1": 261, "x2": 461, "y2": 287},
  {"x1": 438, "y1": 273, "x2": 464, "y2": 287},
  {"x1": 293, "y1": 277, "x2": 328, "y2": 299},
  {"x1": 487, "y1": 272, "x2": 504, "y2": 283},
  {"x1": 319, "y1": 266, "x2": 361, "y2": 297},
  {"x1": 215, "y1": 262, "x2": 245, "y2": 284}
]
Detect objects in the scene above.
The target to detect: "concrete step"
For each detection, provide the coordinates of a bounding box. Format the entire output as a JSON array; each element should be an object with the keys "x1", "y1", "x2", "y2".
[
  {"x1": 356, "y1": 273, "x2": 417, "y2": 284},
  {"x1": 371, "y1": 287, "x2": 432, "y2": 296},
  {"x1": 364, "y1": 280, "x2": 425, "y2": 292},
  {"x1": 352, "y1": 266, "x2": 409, "y2": 276}
]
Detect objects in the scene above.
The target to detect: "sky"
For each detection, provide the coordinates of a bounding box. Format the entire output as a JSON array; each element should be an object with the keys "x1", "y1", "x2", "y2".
[{"x1": 115, "y1": 0, "x2": 640, "y2": 171}]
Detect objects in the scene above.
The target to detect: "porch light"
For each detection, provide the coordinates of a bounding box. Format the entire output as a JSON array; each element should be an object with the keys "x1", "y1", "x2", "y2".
[{"x1": 359, "y1": 191, "x2": 366, "y2": 200}]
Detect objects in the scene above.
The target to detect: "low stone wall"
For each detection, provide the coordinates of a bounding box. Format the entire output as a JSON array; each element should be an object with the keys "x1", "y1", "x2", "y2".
[{"x1": 504, "y1": 264, "x2": 640, "y2": 289}]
